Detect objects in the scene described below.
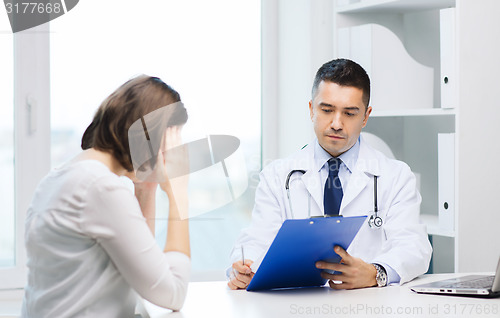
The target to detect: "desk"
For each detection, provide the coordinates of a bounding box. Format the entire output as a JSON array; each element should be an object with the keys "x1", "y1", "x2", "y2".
[{"x1": 144, "y1": 274, "x2": 500, "y2": 318}]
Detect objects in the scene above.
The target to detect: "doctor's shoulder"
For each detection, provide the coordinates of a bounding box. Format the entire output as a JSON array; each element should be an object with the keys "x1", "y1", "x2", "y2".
[
  {"x1": 359, "y1": 136, "x2": 414, "y2": 176},
  {"x1": 370, "y1": 147, "x2": 418, "y2": 186}
]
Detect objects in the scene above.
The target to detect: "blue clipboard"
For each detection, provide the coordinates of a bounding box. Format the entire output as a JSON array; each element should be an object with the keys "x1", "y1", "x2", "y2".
[{"x1": 246, "y1": 215, "x2": 366, "y2": 291}]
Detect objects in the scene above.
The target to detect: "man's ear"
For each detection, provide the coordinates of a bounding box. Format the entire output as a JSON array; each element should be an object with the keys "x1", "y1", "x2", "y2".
[
  {"x1": 362, "y1": 106, "x2": 372, "y2": 128},
  {"x1": 309, "y1": 100, "x2": 314, "y2": 121}
]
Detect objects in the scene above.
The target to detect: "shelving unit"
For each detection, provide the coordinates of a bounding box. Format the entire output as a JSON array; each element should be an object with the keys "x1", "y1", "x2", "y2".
[
  {"x1": 419, "y1": 214, "x2": 454, "y2": 237},
  {"x1": 334, "y1": 0, "x2": 457, "y2": 273},
  {"x1": 370, "y1": 108, "x2": 455, "y2": 117},
  {"x1": 335, "y1": 0, "x2": 500, "y2": 275},
  {"x1": 336, "y1": 0, "x2": 455, "y2": 14}
]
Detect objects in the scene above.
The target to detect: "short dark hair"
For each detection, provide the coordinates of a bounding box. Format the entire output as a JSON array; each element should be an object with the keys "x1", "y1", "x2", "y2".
[
  {"x1": 312, "y1": 58, "x2": 371, "y2": 109},
  {"x1": 81, "y1": 75, "x2": 188, "y2": 172}
]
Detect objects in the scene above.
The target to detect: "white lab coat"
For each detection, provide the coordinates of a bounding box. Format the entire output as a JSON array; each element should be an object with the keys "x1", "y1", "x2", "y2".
[{"x1": 231, "y1": 137, "x2": 432, "y2": 284}]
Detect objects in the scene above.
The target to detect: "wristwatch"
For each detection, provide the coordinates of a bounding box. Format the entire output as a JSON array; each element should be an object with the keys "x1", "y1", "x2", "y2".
[{"x1": 372, "y1": 263, "x2": 387, "y2": 287}]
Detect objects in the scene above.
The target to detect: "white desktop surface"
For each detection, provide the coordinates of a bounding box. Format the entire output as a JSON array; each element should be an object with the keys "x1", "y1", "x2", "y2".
[
  {"x1": 2, "y1": 274, "x2": 499, "y2": 317},
  {"x1": 144, "y1": 274, "x2": 500, "y2": 318}
]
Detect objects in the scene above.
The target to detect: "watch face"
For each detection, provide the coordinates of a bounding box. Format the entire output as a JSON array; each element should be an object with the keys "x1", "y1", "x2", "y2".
[
  {"x1": 374, "y1": 264, "x2": 387, "y2": 287},
  {"x1": 378, "y1": 273, "x2": 387, "y2": 287}
]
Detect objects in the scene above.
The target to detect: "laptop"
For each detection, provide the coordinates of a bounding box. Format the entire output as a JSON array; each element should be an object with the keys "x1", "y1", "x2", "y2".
[{"x1": 411, "y1": 257, "x2": 500, "y2": 298}]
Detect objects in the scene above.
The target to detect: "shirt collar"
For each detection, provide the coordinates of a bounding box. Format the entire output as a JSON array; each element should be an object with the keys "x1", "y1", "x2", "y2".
[{"x1": 313, "y1": 137, "x2": 361, "y2": 173}]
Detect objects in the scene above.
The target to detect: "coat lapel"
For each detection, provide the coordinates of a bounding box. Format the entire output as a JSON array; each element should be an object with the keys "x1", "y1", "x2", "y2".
[
  {"x1": 340, "y1": 137, "x2": 380, "y2": 212},
  {"x1": 289, "y1": 144, "x2": 324, "y2": 214},
  {"x1": 301, "y1": 168, "x2": 324, "y2": 214},
  {"x1": 340, "y1": 170, "x2": 370, "y2": 211}
]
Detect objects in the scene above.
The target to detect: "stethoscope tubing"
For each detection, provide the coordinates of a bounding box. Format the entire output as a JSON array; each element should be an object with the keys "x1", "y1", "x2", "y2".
[
  {"x1": 285, "y1": 169, "x2": 382, "y2": 228},
  {"x1": 285, "y1": 170, "x2": 306, "y2": 219},
  {"x1": 370, "y1": 175, "x2": 383, "y2": 228}
]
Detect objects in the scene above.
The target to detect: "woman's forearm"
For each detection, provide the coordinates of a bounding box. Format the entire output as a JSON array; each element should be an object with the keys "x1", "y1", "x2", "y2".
[
  {"x1": 164, "y1": 190, "x2": 190, "y2": 257},
  {"x1": 135, "y1": 185, "x2": 157, "y2": 235}
]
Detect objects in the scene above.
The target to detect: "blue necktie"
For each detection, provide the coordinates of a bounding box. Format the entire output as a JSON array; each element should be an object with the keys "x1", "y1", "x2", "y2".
[{"x1": 324, "y1": 157, "x2": 343, "y2": 216}]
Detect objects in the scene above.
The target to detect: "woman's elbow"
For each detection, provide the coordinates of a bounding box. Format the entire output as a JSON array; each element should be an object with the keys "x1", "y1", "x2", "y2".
[{"x1": 154, "y1": 278, "x2": 189, "y2": 311}]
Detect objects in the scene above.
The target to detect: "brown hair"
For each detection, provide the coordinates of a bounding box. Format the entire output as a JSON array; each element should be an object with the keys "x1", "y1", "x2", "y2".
[
  {"x1": 81, "y1": 75, "x2": 187, "y2": 171},
  {"x1": 312, "y1": 58, "x2": 371, "y2": 110}
]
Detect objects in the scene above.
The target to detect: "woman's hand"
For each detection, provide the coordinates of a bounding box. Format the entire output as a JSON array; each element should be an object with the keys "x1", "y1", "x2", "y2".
[
  {"x1": 159, "y1": 126, "x2": 189, "y2": 220},
  {"x1": 159, "y1": 127, "x2": 188, "y2": 189}
]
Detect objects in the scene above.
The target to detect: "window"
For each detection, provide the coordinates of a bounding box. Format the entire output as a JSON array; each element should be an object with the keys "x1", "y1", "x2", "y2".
[
  {"x1": 50, "y1": 0, "x2": 261, "y2": 280},
  {"x1": 0, "y1": 9, "x2": 50, "y2": 289},
  {"x1": 0, "y1": 11, "x2": 14, "y2": 269}
]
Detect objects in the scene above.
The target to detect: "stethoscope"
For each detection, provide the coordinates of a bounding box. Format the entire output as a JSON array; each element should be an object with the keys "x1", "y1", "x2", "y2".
[
  {"x1": 368, "y1": 175, "x2": 383, "y2": 228},
  {"x1": 285, "y1": 170, "x2": 383, "y2": 228},
  {"x1": 285, "y1": 170, "x2": 310, "y2": 220}
]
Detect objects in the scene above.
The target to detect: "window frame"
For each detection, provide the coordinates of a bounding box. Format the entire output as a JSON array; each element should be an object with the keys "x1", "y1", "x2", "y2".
[
  {"x1": 2, "y1": 0, "x2": 264, "y2": 288},
  {"x1": 0, "y1": 23, "x2": 51, "y2": 289}
]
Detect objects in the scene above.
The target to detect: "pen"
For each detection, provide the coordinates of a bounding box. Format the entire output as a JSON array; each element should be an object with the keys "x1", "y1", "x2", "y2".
[{"x1": 241, "y1": 246, "x2": 245, "y2": 266}]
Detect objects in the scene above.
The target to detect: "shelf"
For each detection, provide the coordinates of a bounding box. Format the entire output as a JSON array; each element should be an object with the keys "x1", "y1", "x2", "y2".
[
  {"x1": 370, "y1": 107, "x2": 455, "y2": 117},
  {"x1": 420, "y1": 214, "x2": 455, "y2": 237},
  {"x1": 336, "y1": 0, "x2": 455, "y2": 14}
]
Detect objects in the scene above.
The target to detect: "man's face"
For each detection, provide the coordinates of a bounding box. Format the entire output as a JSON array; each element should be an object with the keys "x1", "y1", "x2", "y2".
[{"x1": 309, "y1": 81, "x2": 371, "y2": 157}]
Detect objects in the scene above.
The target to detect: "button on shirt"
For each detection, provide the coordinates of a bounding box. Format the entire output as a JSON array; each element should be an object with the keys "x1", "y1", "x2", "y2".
[{"x1": 313, "y1": 137, "x2": 401, "y2": 285}]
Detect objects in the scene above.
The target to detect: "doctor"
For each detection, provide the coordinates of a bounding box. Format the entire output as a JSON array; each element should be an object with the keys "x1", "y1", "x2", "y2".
[{"x1": 228, "y1": 58, "x2": 432, "y2": 290}]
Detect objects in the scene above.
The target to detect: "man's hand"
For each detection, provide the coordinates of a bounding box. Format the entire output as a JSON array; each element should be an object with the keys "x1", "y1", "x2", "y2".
[
  {"x1": 316, "y1": 246, "x2": 377, "y2": 289},
  {"x1": 227, "y1": 260, "x2": 254, "y2": 290}
]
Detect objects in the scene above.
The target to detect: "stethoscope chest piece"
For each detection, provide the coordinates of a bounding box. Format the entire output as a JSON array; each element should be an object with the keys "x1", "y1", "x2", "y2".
[{"x1": 368, "y1": 214, "x2": 383, "y2": 228}]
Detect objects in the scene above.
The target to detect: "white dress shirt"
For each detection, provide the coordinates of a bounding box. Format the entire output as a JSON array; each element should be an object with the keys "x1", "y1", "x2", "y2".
[
  {"x1": 22, "y1": 160, "x2": 190, "y2": 318},
  {"x1": 314, "y1": 137, "x2": 360, "y2": 193}
]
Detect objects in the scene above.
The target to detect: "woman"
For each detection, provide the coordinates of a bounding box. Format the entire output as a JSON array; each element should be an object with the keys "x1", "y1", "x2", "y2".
[{"x1": 22, "y1": 75, "x2": 190, "y2": 317}]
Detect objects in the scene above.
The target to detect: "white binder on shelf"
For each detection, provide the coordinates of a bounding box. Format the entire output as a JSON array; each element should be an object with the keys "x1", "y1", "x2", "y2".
[
  {"x1": 440, "y1": 8, "x2": 457, "y2": 109},
  {"x1": 438, "y1": 133, "x2": 455, "y2": 232},
  {"x1": 338, "y1": 24, "x2": 434, "y2": 111}
]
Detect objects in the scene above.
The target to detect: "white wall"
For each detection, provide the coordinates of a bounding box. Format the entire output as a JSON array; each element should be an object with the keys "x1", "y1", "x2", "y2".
[
  {"x1": 456, "y1": 0, "x2": 500, "y2": 272},
  {"x1": 262, "y1": 0, "x2": 333, "y2": 164}
]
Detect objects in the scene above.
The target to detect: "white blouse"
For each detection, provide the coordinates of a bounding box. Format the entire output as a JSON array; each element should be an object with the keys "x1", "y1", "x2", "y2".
[{"x1": 21, "y1": 160, "x2": 190, "y2": 318}]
